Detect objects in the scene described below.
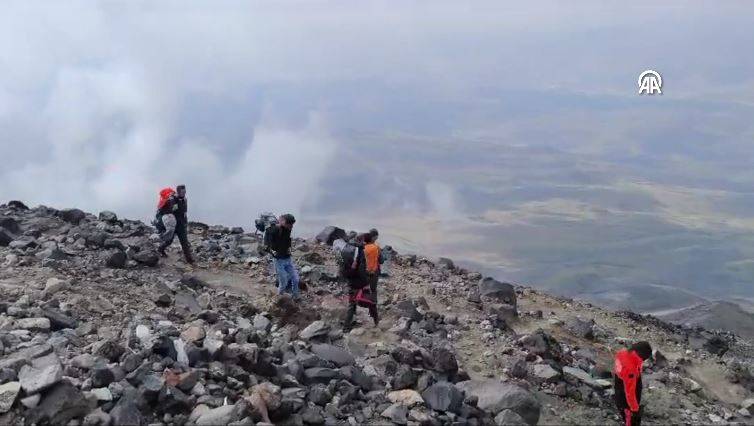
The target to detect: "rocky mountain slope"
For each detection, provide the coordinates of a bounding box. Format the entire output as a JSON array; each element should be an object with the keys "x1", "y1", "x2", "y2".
[
  {"x1": 1, "y1": 201, "x2": 754, "y2": 425},
  {"x1": 657, "y1": 301, "x2": 754, "y2": 341}
]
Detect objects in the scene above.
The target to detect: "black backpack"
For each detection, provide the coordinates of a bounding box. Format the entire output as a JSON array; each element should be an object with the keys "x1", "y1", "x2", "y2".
[
  {"x1": 339, "y1": 243, "x2": 366, "y2": 281},
  {"x1": 255, "y1": 213, "x2": 277, "y2": 234}
]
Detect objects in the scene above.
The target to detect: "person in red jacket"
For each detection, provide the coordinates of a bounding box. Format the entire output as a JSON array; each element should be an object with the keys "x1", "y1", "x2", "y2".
[{"x1": 613, "y1": 341, "x2": 653, "y2": 426}]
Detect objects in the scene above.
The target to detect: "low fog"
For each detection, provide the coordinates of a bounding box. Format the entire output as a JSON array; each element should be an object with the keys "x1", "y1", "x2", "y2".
[{"x1": 2, "y1": 2, "x2": 752, "y2": 223}]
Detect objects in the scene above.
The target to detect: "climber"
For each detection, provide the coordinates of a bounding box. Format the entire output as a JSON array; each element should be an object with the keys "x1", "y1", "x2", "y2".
[
  {"x1": 363, "y1": 230, "x2": 382, "y2": 324},
  {"x1": 368, "y1": 228, "x2": 385, "y2": 274},
  {"x1": 344, "y1": 233, "x2": 378, "y2": 331},
  {"x1": 156, "y1": 185, "x2": 194, "y2": 264},
  {"x1": 264, "y1": 213, "x2": 300, "y2": 300},
  {"x1": 614, "y1": 341, "x2": 653, "y2": 426}
]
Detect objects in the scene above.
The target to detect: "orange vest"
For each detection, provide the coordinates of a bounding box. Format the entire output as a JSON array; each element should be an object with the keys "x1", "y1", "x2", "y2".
[{"x1": 364, "y1": 243, "x2": 380, "y2": 274}]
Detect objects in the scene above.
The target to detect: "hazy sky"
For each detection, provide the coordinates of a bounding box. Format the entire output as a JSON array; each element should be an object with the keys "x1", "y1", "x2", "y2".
[{"x1": 1, "y1": 1, "x2": 753, "y2": 234}]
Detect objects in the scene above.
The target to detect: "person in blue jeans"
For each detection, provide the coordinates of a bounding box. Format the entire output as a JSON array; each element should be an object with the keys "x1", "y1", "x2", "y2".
[{"x1": 264, "y1": 214, "x2": 300, "y2": 299}]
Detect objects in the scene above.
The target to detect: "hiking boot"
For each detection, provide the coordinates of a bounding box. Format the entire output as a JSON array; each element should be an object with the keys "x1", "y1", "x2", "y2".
[{"x1": 373, "y1": 317, "x2": 380, "y2": 327}]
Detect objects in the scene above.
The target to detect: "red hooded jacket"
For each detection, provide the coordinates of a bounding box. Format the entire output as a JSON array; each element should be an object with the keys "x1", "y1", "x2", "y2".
[{"x1": 614, "y1": 349, "x2": 644, "y2": 412}]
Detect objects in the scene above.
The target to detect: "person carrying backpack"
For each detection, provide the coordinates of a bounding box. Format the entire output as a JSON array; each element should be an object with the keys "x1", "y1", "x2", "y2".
[
  {"x1": 264, "y1": 214, "x2": 300, "y2": 300},
  {"x1": 155, "y1": 185, "x2": 194, "y2": 264},
  {"x1": 363, "y1": 232, "x2": 381, "y2": 323},
  {"x1": 614, "y1": 341, "x2": 653, "y2": 426},
  {"x1": 343, "y1": 233, "x2": 378, "y2": 331},
  {"x1": 153, "y1": 187, "x2": 176, "y2": 235},
  {"x1": 368, "y1": 228, "x2": 385, "y2": 274}
]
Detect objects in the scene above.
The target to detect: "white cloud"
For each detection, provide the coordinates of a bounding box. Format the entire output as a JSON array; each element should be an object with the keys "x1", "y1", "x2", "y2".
[{"x1": 1, "y1": 0, "x2": 753, "y2": 228}]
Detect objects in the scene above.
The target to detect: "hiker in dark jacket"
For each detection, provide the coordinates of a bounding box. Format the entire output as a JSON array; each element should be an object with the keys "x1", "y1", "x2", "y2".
[
  {"x1": 264, "y1": 214, "x2": 300, "y2": 300},
  {"x1": 157, "y1": 185, "x2": 194, "y2": 264},
  {"x1": 344, "y1": 233, "x2": 378, "y2": 331}
]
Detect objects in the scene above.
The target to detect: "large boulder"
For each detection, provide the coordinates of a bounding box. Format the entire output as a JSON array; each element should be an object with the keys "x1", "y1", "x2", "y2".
[
  {"x1": 339, "y1": 365, "x2": 373, "y2": 392},
  {"x1": 104, "y1": 238, "x2": 127, "y2": 251},
  {"x1": 421, "y1": 382, "x2": 464, "y2": 414},
  {"x1": 388, "y1": 389, "x2": 424, "y2": 407},
  {"x1": 109, "y1": 391, "x2": 144, "y2": 425},
  {"x1": 8, "y1": 237, "x2": 36, "y2": 250},
  {"x1": 253, "y1": 314, "x2": 272, "y2": 332},
  {"x1": 15, "y1": 317, "x2": 51, "y2": 332},
  {"x1": 98, "y1": 211, "x2": 118, "y2": 223},
  {"x1": 381, "y1": 403, "x2": 409, "y2": 425},
  {"x1": 19, "y1": 362, "x2": 63, "y2": 394},
  {"x1": 0, "y1": 228, "x2": 13, "y2": 247},
  {"x1": 58, "y1": 208, "x2": 86, "y2": 224},
  {"x1": 565, "y1": 317, "x2": 595, "y2": 340},
  {"x1": 36, "y1": 247, "x2": 70, "y2": 261},
  {"x1": 93, "y1": 339, "x2": 125, "y2": 362},
  {"x1": 0, "y1": 382, "x2": 20, "y2": 413},
  {"x1": 299, "y1": 321, "x2": 330, "y2": 340},
  {"x1": 300, "y1": 406, "x2": 325, "y2": 425},
  {"x1": 530, "y1": 364, "x2": 560, "y2": 383},
  {"x1": 0, "y1": 217, "x2": 20, "y2": 234},
  {"x1": 431, "y1": 346, "x2": 458, "y2": 374},
  {"x1": 91, "y1": 367, "x2": 115, "y2": 388},
  {"x1": 105, "y1": 250, "x2": 128, "y2": 269},
  {"x1": 487, "y1": 303, "x2": 518, "y2": 323},
  {"x1": 392, "y1": 365, "x2": 418, "y2": 390},
  {"x1": 495, "y1": 409, "x2": 528, "y2": 426},
  {"x1": 84, "y1": 231, "x2": 109, "y2": 248},
  {"x1": 303, "y1": 368, "x2": 340, "y2": 384},
  {"x1": 7, "y1": 201, "x2": 28, "y2": 210},
  {"x1": 478, "y1": 277, "x2": 517, "y2": 307},
  {"x1": 41, "y1": 308, "x2": 78, "y2": 331},
  {"x1": 250, "y1": 382, "x2": 282, "y2": 414},
  {"x1": 456, "y1": 380, "x2": 540, "y2": 425},
  {"x1": 311, "y1": 344, "x2": 354, "y2": 367},
  {"x1": 315, "y1": 226, "x2": 347, "y2": 246},
  {"x1": 467, "y1": 286, "x2": 482, "y2": 303},
  {"x1": 307, "y1": 384, "x2": 333, "y2": 406},
  {"x1": 0, "y1": 344, "x2": 53, "y2": 371},
  {"x1": 27, "y1": 381, "x2": 92, "y2": 424},
  {"x1": 43, "y1": 277, "x2": 69, "y2": 296},
  {"x1": 437, "y1": 257, "x2": 455, "y2": 270},
  {"x1": 196, "y1": 404, "x2": 242, "y2": 425},
  {"x1": 133, "y1": 249, "x2": 160, "y2": 267},
  {"x1": 395, "y1": 300, "x2": 423, "y2": 322},
  {"x1": 519, "y1": 329, "x2": 564, "y2": 362},
  {"x1": 153, "y1": 336, "x2": 179, "y2": 361}
]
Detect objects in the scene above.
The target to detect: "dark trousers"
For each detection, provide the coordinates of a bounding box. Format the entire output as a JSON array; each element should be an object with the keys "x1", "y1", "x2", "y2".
[
  {"x1": 345, "y1": 274, "x2": 378, "y2": 327},
  {"x1": 154, "y1": 213, "x2": 167, "y2": 234},
  {"x1": 614, "y1": 376, "x2": 642, "y2": 426},
  {"x1": 159, "y1": 221, "x2": 193, "y2": 262}
]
